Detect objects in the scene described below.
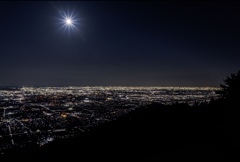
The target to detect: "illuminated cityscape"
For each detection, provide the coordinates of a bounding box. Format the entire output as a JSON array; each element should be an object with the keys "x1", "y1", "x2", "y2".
[
  {"x1": 0, "y1": 86, "x2": 219, "y2": 152},
  {"x1": 0, "y1": 1, "x2": 239, "y2": 160}
]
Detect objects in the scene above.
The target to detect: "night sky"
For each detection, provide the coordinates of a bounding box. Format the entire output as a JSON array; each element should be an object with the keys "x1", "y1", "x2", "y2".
[{"x1": 0, "y1": 1, "x2": 240, "y2": 87}]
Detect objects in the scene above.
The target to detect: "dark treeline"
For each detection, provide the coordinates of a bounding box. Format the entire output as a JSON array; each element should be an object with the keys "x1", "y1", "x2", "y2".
[{"x1": 1, "y1": 71, "x2": 240, "y2": 161}]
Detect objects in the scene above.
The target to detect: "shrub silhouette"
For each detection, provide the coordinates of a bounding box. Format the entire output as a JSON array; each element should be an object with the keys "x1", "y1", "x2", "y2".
[{"x1": 220, "y1": 70, "x2": 240, "y2": 106}]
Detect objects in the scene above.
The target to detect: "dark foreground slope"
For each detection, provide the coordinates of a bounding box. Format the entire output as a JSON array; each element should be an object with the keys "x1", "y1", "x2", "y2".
[{"x1": 1, "y1": 101, "x2": 239, "y2": 161}]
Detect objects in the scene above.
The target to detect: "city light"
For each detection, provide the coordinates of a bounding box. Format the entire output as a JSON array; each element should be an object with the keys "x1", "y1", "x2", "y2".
[{"x1": 0, "y1": 86, "x2": 220, "y2": 150}]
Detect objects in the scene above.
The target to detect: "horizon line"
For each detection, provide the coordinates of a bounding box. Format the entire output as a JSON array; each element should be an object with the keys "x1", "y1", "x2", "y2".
[{"x1": 0, "y1": 85, "x2": 220, "y2": 88}]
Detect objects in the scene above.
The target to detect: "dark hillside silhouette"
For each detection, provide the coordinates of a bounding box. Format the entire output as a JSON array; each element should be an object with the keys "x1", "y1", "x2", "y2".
[{"x1": 1, "y1": 71, "x2": 240, "y2": 161}]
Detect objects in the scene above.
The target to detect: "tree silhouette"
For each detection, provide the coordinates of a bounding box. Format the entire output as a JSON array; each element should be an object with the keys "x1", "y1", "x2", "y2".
[{"x1": 220, "y1": 70, "x2": 240, "y2": 105}]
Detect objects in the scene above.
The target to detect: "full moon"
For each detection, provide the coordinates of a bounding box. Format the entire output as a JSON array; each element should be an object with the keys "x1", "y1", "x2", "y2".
[
  {"x1": 65, "y1": 18, "x2": 72, "y2": 25},
  {"x1": 58, "y1": 11, "x2": 79, "y2": 33}
]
